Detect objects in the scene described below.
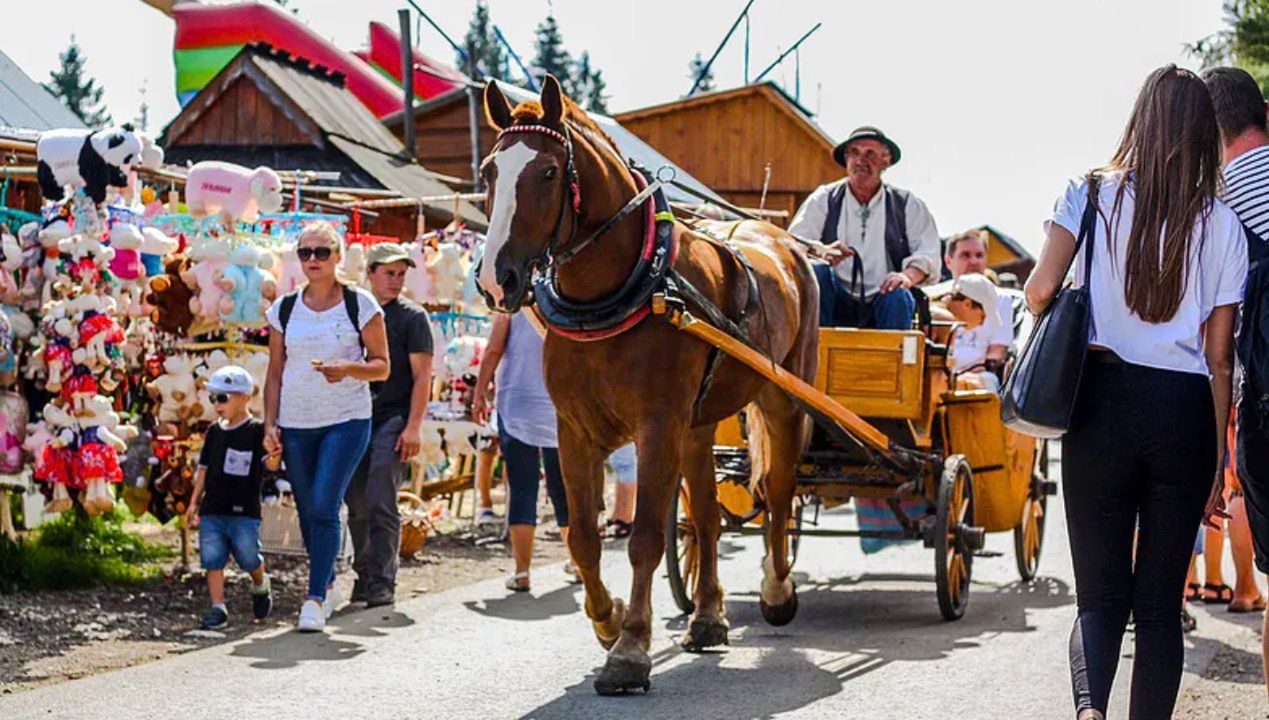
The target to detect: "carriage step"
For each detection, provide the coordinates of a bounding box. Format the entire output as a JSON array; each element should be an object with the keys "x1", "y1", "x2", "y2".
[{"x1": 1039, "y1": 480, "x2": 1059, "y2": 496}]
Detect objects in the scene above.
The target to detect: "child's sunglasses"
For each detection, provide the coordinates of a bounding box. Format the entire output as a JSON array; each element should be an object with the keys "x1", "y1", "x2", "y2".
[
  {"x1": 209, "y1": 393, "x2": 233, "y2": 405},
  {"x1": 297, "y1": 246, "x2": 334, "y2": 262}
]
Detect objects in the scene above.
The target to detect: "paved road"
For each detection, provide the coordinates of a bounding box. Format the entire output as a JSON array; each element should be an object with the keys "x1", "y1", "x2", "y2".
[{"x1": 3, "y1": 456, "x2": 1264, "y2": 719}]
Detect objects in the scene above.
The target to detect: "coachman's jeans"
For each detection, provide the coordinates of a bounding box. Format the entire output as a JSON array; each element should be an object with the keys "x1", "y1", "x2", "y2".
[
  {"x1": 282, "y1": 418, "x2": 372, "y2": 600},
  {"x1": 347, "y1": 415, "x2": 410, "y2": 592},
  {"x1": 1063, "y1": 353, "x2": 1215, "y2": 719},
  {"x1": 811, "y1": 261, "x2": 915, "y2": 330}
]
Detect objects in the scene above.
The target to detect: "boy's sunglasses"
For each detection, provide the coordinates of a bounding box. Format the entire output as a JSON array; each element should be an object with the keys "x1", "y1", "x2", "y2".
[
  {"x1": 209, "y1": 393, "x2": 233, "y2": 405},
  {"x1": 297, "y1": 247, "x2": 334, "y2": 262}
]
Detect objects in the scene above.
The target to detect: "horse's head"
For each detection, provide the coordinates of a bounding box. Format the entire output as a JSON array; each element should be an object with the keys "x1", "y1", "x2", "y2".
[{"x1": 476, "y1": 75, "x2": 580, "y2": 313}]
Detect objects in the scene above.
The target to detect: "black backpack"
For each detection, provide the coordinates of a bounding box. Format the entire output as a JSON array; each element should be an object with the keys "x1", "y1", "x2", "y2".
[
  {"x1": 1238, "y1": 224, "x2": 1269, "y2": 432},
  {"x1": 277, "y1": 285, "x2": 366, "y2": 357}
]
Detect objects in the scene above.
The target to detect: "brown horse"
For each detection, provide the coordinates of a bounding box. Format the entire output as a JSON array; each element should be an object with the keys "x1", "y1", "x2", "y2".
[{"x1": 477, "y1": 75, "x2": 819, "y2": 695}]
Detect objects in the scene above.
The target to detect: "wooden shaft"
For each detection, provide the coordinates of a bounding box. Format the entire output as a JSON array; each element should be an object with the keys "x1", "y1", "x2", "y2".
[{"x1": 669, "y1": 311, "x2": 893, "y2": 454}]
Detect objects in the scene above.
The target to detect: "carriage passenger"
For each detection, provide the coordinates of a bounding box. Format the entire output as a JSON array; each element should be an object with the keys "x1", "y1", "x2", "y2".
[
  {"x1": 788, "y1": 126, "x2": 941, "y2": 330},
  {"x1": 944, "y1": 273, "x2": 1003, "y2": 393}
]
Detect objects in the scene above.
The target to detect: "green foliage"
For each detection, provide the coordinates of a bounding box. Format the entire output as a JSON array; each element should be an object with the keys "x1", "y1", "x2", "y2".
[
  {"x1": 1191, "y1": 1, "x2": 1269, "y2": 92},
  {"x1": 43, "y1": 36, "x2": 111, "y2": 129},
  {"x1": 573, "y1": 52, "x2": 608, "y2": 114},
  {"x1": 0, "y1": 509, "x2": 172, "y2": 594},
  {"x1": 461, "y1": 0, "x2": 508, "y2": 80},
  {"x1": 688, "y1": 52, "x2": 716, "y2": 93},
  {"x1": 529, "y1": 13, "x2": 610, "y2": 112}
]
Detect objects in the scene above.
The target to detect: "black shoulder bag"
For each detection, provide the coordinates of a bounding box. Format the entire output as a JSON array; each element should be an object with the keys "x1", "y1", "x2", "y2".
[{"x1": 1000, "y1": 174, "x2": 1100, "y2": 438}]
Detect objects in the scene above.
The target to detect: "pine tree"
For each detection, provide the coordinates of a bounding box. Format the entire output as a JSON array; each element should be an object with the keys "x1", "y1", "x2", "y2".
[
  {"x1": 1190, "y1": 1, "x2": 1269, "y2": 90},
  {"x1": 460, "y1": 0, "x2": 508, "y2": 80},
  {"x1": 687, "y1": 52, "x2": 716, "y2": 94},
  {"x1": 44, "y1": 37, "x2": 111, "y2": 128},
  {"x1": 573, "y1": 52, "x2": 609, "y2": 114},
  {"x1": 532, "y1": 13, "x2": 575, "y2": 94}
]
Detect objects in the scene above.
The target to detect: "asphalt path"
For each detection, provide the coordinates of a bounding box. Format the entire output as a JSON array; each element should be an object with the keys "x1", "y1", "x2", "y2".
[{"x1": 3, "y1": 450, "x2": 1264, "y2": 719}]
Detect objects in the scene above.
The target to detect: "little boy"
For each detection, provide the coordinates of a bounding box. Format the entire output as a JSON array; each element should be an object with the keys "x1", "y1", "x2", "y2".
[
  {"x1": 185, "y1": 365, "x2": 282, "y2": 629},
  {"x1": 945, "y1": 273, "x2": 1004, "y2": 393}
]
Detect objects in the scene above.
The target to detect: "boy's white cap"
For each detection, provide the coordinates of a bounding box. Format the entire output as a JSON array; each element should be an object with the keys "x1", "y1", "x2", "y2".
[
  {"x1": 207, "y1": 365, "x2": 255, "y2": 395},
  {"x1": 950, "y1": 273, "x2": 999, "y2": 319}
]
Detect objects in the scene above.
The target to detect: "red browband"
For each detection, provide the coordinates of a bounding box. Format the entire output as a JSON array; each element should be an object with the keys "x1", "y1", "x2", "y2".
[{"x1": 497, "y1": 124, "x2": 568, "y2": 146}]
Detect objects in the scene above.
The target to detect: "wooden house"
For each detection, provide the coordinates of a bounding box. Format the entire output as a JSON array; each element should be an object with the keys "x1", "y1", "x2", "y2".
[
  {"x1": 613, "y1": 83, "x2": 842, "y2": 221},
  {"x1": 161, "y1": 44, "x2": 485, "y2": 237}
]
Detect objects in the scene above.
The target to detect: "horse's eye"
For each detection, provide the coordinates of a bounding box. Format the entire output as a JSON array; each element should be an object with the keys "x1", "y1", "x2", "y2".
[{"x1": 543, "y1": 166, "x2": 558, "y2": 181}]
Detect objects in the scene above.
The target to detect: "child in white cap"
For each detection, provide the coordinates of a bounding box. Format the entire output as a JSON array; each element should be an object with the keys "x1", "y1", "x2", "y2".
[
  {"x1": 946, "y1": 273, "x2": 1004, "y2": 393},
  {"x1": 186, "y1": 365, "x2": 283, "y2": 629}
]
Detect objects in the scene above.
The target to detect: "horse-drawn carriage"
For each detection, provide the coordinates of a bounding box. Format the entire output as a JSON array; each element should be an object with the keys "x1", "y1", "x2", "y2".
[{"x1": 663, "y1": 318, "x2": 1055, "y2": 620}]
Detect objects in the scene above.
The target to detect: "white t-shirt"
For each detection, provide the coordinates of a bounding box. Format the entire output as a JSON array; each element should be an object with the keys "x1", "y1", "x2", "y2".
[
  {"x1": 1047, "y1": 174, "x2": 1248, "y2": 376},
  {"x1": 951, "y1": 323, "x2": 995, "y2": 373},
  {"x1": 265, "y1": 286, "x2": 382, "y2": 429}
]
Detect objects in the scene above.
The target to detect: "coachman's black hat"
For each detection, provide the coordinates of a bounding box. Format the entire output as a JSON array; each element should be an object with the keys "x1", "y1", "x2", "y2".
[{"x1": 832, "y1": 126, "x2": 901, "y2": 167}]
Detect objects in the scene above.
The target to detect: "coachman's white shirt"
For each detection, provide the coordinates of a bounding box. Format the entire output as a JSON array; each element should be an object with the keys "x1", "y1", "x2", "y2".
[{"x1": 788, "y1": 178, "x2": 941, "y2": 298}]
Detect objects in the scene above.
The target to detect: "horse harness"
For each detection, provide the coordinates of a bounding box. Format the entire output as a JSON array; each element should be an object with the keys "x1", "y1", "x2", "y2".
[{"x1": 491, "y1": 122, "x2": 762, "y2": 409}]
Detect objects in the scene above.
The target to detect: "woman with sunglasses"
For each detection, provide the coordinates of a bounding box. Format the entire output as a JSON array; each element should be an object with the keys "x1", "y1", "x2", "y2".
[
  {"x1": 263, "y1": 221, "x2": 390, "y2": 633},
  {"x1": 1026, "y1": 66, "x2": 1247, "y2": 718}
]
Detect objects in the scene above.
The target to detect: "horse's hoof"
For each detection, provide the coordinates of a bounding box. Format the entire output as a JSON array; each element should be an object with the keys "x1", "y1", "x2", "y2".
[
  {"x1": 681, "y1": 616, "x2": 730, "y2": 652},
  {"x1": 593, "y1": 651, "x2": 653, "y2": 696},
  {"x1": 759, "y1": 584, "x2": 799, "y2": 627},
  {"x1": 594, "y1": 598, "x2": 626, "y2": 651}
]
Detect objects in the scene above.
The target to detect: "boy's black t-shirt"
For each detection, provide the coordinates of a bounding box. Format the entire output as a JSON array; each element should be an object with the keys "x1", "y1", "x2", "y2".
[{"x1": 197, "y1": 417, "x2": 266, "y2": 519}]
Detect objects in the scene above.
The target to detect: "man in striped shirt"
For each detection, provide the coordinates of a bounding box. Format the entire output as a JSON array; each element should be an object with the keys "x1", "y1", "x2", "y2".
[{"x1": 1205, "y1": 65, "x2": 1269, "y2": 696}]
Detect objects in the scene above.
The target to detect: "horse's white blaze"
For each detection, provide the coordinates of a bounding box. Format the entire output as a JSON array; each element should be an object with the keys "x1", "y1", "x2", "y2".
[{"x1": 478, "y1": 142, "x2": 539, "y2": 305}]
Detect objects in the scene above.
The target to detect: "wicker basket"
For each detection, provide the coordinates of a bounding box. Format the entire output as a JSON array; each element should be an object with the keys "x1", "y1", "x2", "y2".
[{"x1": 398, "y1": 491, "x2": 432, "y2": 559}]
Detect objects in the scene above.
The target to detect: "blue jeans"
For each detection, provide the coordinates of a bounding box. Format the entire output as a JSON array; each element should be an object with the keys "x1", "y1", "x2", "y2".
[
  {"x1": 282, "y1": 418, "x2": 372, "y2": 599},
  {"x1": 499, "y1": 418, "x2": 569, "y2": 527},
  {"x1": 199, "y1": 515, "x2": 262, "y2": 572},
  {"x1": 812, "y1": 261, "x2": 915, "y2": 329}
]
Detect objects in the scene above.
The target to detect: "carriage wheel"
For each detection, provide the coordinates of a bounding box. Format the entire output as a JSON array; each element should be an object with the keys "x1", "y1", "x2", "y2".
[
  {"x1": 665, "y1": 476, "x2": 699, "y2": 615},
  {"x1": 1014, "y1": 441, "x2": 1050, "y2": 582},
  {"x1": 763, "y1": 497, "x2": 805, "y2": 569},
  {"x1": 935, "y1": 455, "x2": 975, "y2": 621}
]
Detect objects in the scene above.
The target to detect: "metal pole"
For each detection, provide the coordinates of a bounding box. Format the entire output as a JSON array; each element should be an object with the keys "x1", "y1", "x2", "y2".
[
  {"x1": 753, "y1": 23, "x2": 822, "y2": 83},
  {"x1": 466, "y1": 41, "x2": 483, "y2": 192},
  {"x1": 493, "y1": 24, "x2": 540, "y2": 91},
  {"x1": 399, "y1": 9, "x2": 416, "y2": 160},
  {"x1": 688, "y1": 0, "x2": 757, "y2": 97},
  {"x1": 743, "y1": 11, "x2": 750, "y2": 84},
  {"x1": 405, "y1": 0, "x2": 469, "y2": 66}
]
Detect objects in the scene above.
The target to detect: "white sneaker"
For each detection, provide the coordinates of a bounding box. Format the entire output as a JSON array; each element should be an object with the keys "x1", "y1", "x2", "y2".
[
  {"x1": 297, "y1": 599, "x2": 325, "y2": 633},
  {"x1": 322, "y1": 585, "x2": 343, "y2": 620},
  {"x1": 475, "y1": 507, "x2": 497, "y2": 524}
]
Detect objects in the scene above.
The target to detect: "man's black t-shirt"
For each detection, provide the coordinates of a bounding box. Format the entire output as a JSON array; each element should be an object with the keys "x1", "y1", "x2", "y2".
[
  {"x1": 197, "y1": 417, "x2": 266, "y2": 518},
  {"x1": 372, "y1": 297, "x2": 433, "y2": 424}
]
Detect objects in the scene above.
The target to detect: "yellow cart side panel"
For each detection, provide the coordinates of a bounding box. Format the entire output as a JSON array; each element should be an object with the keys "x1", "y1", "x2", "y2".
[
  {"x1": 815, "y1": 329, "x2": 926, "y2": 420},
  {"x1": 943, "y1": 391, "x2": 1030, "y2": 533}
]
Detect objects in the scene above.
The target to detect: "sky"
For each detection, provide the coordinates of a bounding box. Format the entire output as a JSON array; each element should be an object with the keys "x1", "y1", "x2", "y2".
[{"x1": 3, "y1": 0, "x2": 1229, "y2": 253}]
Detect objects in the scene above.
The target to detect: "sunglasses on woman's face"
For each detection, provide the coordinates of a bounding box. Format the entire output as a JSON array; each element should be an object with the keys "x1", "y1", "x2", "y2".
[
  {"x1": 297, "y1": 246, "x2": 334, "y2": 262},
  {"x1": 209, "y1": 393, "x2": 233, "y2": 405}
]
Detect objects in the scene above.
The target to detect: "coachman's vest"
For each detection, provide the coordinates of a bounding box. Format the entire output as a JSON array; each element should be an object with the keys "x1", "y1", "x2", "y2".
[{"x1": 819, "y1": 183, "x2": 912, "y2": 272}]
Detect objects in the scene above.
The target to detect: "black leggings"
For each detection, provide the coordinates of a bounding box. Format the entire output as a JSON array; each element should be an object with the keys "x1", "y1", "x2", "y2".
[{"x1": 1063, "y1": 354, "x2": 1215, "y2": 719}]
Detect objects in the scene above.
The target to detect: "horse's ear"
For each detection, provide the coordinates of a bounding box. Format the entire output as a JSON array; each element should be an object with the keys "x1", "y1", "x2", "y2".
[
  {"x1": 540, "y1": 74, "x2": 564, "y2": 127},
  {"x1": 484, "y1": 80, "x2": 513, "y2": 131}
]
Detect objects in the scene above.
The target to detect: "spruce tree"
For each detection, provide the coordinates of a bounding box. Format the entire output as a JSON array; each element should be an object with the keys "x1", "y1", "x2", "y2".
[
  {"x1": 461, "y1": 1, "x2": 507, "y2": 80},
  {"x1": 573, "y1": 52, "x2": 609, "y2": 114},
  {"x1": 688, "y1": 52, "x2": 716, "y2": 93},
  {"x1": 532, "y1": 13, "x2": 575, "y2": 94},
  {"x1": 44, "y1": 37, "x2": 111, "y2": 129}
]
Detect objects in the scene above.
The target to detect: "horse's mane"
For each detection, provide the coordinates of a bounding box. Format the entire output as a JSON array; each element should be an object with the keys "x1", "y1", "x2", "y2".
[{"x1": 510, "y1": 98, "x2": 618, "y2": 154}]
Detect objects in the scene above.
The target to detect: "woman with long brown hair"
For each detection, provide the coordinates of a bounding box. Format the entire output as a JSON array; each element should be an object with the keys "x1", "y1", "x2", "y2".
[{"x1": 1026, "y1": 65, "x2": 1248, "y2": 719}]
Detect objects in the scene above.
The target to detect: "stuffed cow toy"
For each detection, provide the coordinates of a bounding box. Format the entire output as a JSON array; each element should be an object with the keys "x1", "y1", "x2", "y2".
[{"x1": 185, "y1": 161, "x2": 284, "y2": 224}]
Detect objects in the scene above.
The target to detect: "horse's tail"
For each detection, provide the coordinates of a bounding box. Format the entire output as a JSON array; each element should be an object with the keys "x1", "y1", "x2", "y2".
[{"x1": 744, "y1": 403, "x2": 768, "y2": 493}]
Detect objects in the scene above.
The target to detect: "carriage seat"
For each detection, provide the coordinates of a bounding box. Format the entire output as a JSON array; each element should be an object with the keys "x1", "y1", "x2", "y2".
[{"x1": 815, "y1": 328, "x2": 928, "y2": 421}]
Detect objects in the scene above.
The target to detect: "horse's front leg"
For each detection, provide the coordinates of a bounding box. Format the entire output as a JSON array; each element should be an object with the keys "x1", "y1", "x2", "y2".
[
  {"x1": 594, "y1": 417, "x2": 686, "y2": 695},
  {"x1": 558, "y1": 421, "x2": 622, "y2": 649}
]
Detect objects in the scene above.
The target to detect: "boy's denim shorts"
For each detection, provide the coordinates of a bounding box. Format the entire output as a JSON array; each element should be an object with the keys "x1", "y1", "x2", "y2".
[
  {"x1": 199, "y1": 515, "x2": 263, "y2": 572},
  {"x1": 605, "y1": 443, "x2": 637, "y2": 486}
]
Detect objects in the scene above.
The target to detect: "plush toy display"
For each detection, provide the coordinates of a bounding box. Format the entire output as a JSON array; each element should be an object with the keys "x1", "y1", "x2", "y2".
[
  {"x1": 272, "y1": 242, "x2": 305, "y2": 295},
  {"x1": 401, "y1": 241, "x2": 433, "y2": 303},
  {"x1": 108, "y1": 223, "x2": 149, "y2": 316},
  {"x1": 36, "y1": 125, "x2": 143, "y2": 203},
  {"x1": 339, "y1": 242, "x2": 367, "y2": 287},
  {"x1": 428, "y1": 241, "x2": 465, "y2": 305},
  {"x1": 185, "y1": 161, "x2": 284, "y2": 223},
  {"x1": 216, "y1": 245, "x2": 278, "y2": 325},
  {"x1": 182, "y1": 235, "x2": 231, "y2": 323},
  {"x1": 146, "y1": 256, "x2": 197, "y2": 336},
  {"x1": 148, "y1": 354, "x2": 199, "y2": 425}
]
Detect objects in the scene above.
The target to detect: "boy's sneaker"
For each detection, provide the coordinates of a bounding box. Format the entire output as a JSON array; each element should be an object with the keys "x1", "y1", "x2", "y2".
[
  {"x1": 251, "y1": 577, "x2": 273, "y2": 620},
  {"x1": 200, "y1": 605, "x2": 228, "y2": 630},
  {"x1": 297, "y1": 599, "x2": 325, "y2": 633}
]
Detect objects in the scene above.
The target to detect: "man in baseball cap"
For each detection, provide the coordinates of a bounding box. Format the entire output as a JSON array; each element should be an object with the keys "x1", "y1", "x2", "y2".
[
  {"x1": 789, "y1": 125, "x2": 941, "y2": 330},
  {"x1": 347, "y1": 241, "x2": 434, "y2": 607}
]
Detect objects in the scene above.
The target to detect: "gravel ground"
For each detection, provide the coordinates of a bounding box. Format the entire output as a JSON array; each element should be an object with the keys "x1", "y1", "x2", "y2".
[{"x1": 0, "y1": 518, "x2": 572, "y2": 694}]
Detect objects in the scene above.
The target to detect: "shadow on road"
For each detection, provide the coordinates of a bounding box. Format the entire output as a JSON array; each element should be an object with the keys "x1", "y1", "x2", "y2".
[
  {"x1": 326, "y1": 607, "x2": 417, "y2": 638},
  {"x1": 229, "y1": 628, "x2": 366, "y2": 669},
  {"x1": 462, "y1": 582, "x2": 582, "y2": 622}
]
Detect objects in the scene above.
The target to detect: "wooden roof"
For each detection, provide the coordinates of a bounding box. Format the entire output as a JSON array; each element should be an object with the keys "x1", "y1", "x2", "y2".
[{"x1": 161, "y1": 44, "x2": 484, "y2": 226}]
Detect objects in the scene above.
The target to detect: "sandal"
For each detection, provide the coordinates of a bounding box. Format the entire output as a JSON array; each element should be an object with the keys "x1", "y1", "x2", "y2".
[
  {"x1": 1229, "y1": 596, "x2": 1267, "y2": 614},
  {"x1": 1203, "y1": 582, "x2": 1235, "y2": 605},
  {"x1": 505, "y1": 572, "x2": 530, "y2": 593},
  {"x1": 1185, "y1": 582, "x2": 1203, "y2": 602},
  {"x1": 1182, "y1": 608, "x2": 1198, "y2": 634},
  {"x1": 602, "y1": 519, "x2": 633, "y2": 540}
]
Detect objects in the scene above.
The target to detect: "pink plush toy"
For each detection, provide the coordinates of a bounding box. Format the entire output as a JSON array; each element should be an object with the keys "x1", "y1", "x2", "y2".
[
  {"x1": 185, "y1": 161, "x2": 284, "y2": 223},
  {"x1": 182, "y1": 236, "x2": 231, "y2": 323}
]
